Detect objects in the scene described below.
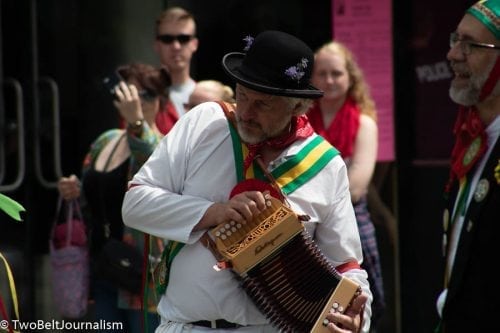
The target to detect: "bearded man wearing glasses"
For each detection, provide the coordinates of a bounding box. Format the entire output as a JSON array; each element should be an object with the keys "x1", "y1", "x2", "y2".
[
  {"x1": 154, "y1": 7, "x2": 199, "y2": 132},
  {"x1": 436, "y1": 1, "x2": 500, "y2": 332}
]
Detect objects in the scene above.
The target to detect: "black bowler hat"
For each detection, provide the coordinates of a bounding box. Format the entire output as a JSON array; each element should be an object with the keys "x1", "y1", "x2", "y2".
[{"x1": 222, "y1": 30, "x2": 323, "y2": 99}]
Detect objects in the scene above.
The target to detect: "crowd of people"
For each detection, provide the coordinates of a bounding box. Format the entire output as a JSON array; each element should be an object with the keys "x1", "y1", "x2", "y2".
[{"x1": 52, "y1": 1, "x2": 499, "y2": 332}]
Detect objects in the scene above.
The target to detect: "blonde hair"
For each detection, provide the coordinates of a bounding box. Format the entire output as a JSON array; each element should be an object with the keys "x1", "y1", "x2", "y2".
[
  {"x1": 196, "y1": 80, "x2": 235, "y2": 102},
  {"x1": 316, "y1": 41, "x2": 376, "y2": 120},
  {"x1": 155, "y1": 7, "x2": 196, "y2": 35}
]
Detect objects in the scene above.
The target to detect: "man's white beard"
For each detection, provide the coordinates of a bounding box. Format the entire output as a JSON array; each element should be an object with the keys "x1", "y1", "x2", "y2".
[
  {"x1": 449, "y1": 83, "x2": 479, "y2": 106},
  {"x1": 449, "y1": 58, "x2": 498, "y2": 106}
]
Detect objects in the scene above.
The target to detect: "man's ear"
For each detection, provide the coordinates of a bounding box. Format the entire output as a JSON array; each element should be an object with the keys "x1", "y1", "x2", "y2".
[
  {"x1": 293, "y1": 102, "x2": 302, "y2": 116},
  {"x1": 191, "y1": 37, "x2": 199, "y2": 52},
  {"x1": 292, "y1": 101, "x2": 309, "y2": 116}
]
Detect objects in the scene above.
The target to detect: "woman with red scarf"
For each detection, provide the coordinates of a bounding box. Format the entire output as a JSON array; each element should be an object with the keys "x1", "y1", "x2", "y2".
[{"x1": 308, "y1": 41, "x2": 385, "y2": 329}]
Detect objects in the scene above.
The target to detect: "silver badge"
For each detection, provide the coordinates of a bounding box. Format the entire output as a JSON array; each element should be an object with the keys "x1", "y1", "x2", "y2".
[
  {"x1": 443, "y1": 209, "x2": 450, "y2": 232},
  {"x1": 467, "y1": 220, "x2": 474, "y2": 232},
  {"x1": 463, "y1": 137, "x2": 481, "y2": 167},
  {"x1": 442, "y1": 234, "x2": 447, "y2": 256},
  {"x1": 473, "y1": 178, "x2": 489, "y2": 202}
]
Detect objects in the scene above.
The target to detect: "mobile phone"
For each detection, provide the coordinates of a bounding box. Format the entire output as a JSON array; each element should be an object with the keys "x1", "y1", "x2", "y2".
[{"x1": 102, "y1": 71, "x2": 123, "y2": 96}]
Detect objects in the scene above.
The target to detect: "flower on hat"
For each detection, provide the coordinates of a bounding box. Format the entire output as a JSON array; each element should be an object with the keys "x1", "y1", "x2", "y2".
[
  {"x1": 494, "y1": 159, "x2": 500, "y2": 185},
  {"x1": 284, "y1": 58, "x2": 309, "y2": 84},
  {"x1": 243, "y1": 35, "x2": 254, "y2": 52}
]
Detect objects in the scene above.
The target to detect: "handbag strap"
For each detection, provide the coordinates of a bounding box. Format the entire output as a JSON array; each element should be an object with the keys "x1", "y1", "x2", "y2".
[
  {"x1": 51, "y1": 196, "x2": 79, "y2": 247},
  {"x1": 65, "y1": 200, "x2": 74, "y2": 247},
  {"x1": 72, "y1": 199, "x2": 84, "y2": 223}
]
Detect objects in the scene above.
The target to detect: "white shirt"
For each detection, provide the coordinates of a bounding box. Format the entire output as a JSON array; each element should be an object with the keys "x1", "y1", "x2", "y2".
[
  {"x1": 122, "y1": 102, "x2": 373, "y2": 332},
  {"x1": 169, "y1": 79, "x2": 196, "y2": 118}
]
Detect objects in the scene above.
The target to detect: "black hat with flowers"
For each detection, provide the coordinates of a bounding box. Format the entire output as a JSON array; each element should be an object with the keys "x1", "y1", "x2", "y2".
[{"x1": 222, "y1": 30, "x2": 323, "y2": 99}]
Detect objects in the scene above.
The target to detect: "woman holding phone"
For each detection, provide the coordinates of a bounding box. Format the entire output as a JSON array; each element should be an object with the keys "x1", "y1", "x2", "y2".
[{"x1": 57, "y1": 63, "x2": 170, "y2": 332}]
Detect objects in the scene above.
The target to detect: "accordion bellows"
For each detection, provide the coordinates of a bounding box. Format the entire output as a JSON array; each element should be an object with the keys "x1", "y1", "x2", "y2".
[{"x1": 210, "y1": 197, "x2": 361, "y2": 332}]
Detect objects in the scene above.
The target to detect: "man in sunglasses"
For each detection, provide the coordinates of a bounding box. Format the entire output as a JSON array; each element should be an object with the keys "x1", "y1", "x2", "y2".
[
  {"x1": 154, "y1": 7, "x2": 198, "y2": 129},
  {"x1": 436, "y1": 1, "x2": 499, "y2": 332}
]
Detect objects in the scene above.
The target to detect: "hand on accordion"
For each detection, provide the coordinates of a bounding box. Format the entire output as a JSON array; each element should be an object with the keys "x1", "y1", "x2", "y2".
[
  {"x1": 324, "y1": 292, "x2": 368, "y2": 333},
  {"x1": 223, "y1": 190, "x2": 272, "y2": 224},
  {"x1": 195, "y1": 190, "x2": 272, "y2": 231}
]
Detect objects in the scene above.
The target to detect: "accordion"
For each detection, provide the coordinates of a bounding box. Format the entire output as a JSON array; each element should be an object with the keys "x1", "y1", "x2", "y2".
[{"x1": 210, "y1": 196, "x2": 361, "y2": 332}]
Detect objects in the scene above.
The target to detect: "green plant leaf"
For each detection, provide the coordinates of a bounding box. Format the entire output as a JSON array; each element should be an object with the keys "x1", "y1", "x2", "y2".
[{"x1": 0, "y1": 193, "x2": 26, "y2": 222}]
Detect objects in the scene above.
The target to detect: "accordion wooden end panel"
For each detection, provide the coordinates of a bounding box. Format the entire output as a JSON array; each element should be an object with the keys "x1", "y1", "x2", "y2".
[
  {"x1": 310, "y1": 277, "x2": 361, "y2": 333},
  {"x1": 240, "y1": 234, "x2": 361, "y2": 332},
  {"x1": 210, "y1": 197, "x2": 304, "y2": 275}
]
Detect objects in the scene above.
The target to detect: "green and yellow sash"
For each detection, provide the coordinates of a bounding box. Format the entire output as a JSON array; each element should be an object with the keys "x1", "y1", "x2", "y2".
[
  {"x1": 155, "y1": 103, "x2": 338, "y2": 298},
  {"x1": 227, "y1": 116, "x2": 339, "y2": 194}
]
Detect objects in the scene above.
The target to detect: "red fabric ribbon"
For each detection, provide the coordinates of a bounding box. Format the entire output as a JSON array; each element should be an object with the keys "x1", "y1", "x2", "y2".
[
  {"x1": 307, "y1": 97, "x2": 360, "y2": 158},
  {"x1": 336, "y1": 260, "x2": 361, "y2": 274},
  {"x1": 479, "y1": 56, "x2": 500, "y2": 102},
  {"x1": 155, "y1": 100, "x2": 179, "y2": 135},
  {"x1": 0, "y1": 295, "x2": 13, "y2": 333},
  {"x1": 230, "y1": 179, "x2": 283, "y2": 200},
  {"x1": 243, "y1": 115, "x2": 314, "y2": 172},
  {"x1": 446, "y1": 106, "x2": 488, "y2": 192}
]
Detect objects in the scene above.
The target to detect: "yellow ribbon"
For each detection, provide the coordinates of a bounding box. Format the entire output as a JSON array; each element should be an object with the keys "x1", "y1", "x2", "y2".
[{"x1": 0, "y1": 252, "x2": 20, "y2": 332}]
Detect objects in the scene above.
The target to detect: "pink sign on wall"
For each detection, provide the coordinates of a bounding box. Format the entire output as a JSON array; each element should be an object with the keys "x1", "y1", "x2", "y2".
[{"x1": 332, "y1": 0, "x2": 395, "y2": 161}]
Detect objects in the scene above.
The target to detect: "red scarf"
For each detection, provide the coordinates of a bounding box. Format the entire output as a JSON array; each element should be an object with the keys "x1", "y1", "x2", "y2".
[
  {"x1": 307, "y1": 97, "x2": 360, "y2": 158},
  {"x1": 243, "y1": 115, "x2": 314, "y2": 172},
  {"x1": 155, "y1": 100, "x2": 179, "y2": 135},
  {"x1": 446, "y1": 106, "x2": 488, "y2": 193}
]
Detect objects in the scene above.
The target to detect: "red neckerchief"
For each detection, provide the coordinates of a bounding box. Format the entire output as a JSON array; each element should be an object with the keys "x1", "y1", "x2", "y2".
[
  {"x1": 307, "y1": 97, "x2": 360, "y2": 158},
  {"x1": 445, "y1": 106, "x2": 488, "y2": 193},
  {"x1": 243, "y1": 115, "x2": 314, "y2": 172},
  {"x1": 155, "y1": 100, "x2": 179, "y2": 135},
  {"x1": 479, "y1": 56, "x2": 500, "y2": 102}
]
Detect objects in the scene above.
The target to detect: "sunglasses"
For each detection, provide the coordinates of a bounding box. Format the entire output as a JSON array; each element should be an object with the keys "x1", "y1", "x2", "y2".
[
  {"x1": 138, "y1": 90, "x2": 158, "y2": 101},
  {"x1": 157, "y1": 34, "x2": 194, "y2": 45}
]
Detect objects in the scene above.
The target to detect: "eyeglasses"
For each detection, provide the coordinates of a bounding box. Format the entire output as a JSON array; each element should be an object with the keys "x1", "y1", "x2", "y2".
[
  {"x1": 138, "y1": 90, "x2": 158, "y2": 102},
  {"x1": 449, "y1": 32, "x2": 500, "y2": 55},
  {"x1": 157, "y1": 34, "x2": 194, "y2": 45}
]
